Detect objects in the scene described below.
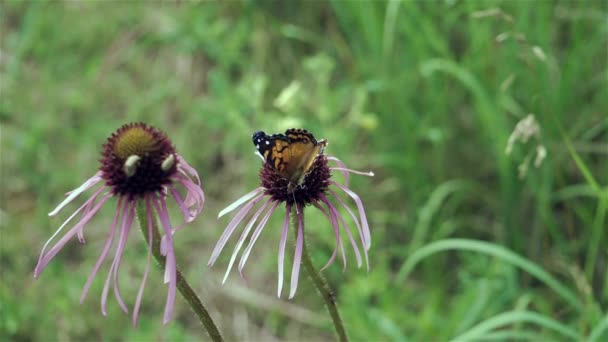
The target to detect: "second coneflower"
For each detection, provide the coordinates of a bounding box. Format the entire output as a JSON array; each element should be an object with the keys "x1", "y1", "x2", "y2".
[
  {"x1": 34, "y1": 122, "x2": 205, "y2": 325},
  {"x1": 208, "y1": 128, "x2": 373, "y2": 298}
]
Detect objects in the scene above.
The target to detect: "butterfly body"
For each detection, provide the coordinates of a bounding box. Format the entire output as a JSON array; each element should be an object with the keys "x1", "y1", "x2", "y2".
[{"x1": 253, "y1": 129, "x2": 327, "y2": 188}]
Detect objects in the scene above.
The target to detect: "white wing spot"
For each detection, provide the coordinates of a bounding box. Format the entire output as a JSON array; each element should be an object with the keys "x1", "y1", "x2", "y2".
[{"x1": 265, "y1": 141, "x2": 270, "y2": 145}]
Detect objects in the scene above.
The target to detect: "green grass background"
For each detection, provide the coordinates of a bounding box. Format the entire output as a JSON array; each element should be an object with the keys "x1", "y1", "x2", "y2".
[{"x1": 1, "y1": 1, "x2": 607, "y2": 341}]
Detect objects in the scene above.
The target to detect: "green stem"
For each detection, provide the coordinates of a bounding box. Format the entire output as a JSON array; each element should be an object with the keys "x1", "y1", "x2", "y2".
[
  {"x1": 136, "y1": 200, "x2": 223, "y2": 342},
  {"x1": 294, "y1": 207, "x2": 349, "y2": 342}
]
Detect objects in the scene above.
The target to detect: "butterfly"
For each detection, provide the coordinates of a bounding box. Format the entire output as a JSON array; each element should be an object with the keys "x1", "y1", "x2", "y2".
[{"x1": 252, "y1": 128, "x2": 328, "y2": 186}]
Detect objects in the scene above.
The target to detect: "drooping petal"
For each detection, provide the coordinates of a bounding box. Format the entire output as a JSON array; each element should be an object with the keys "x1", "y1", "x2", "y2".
[
  {"x1": 77, "y1": 197, "x2": 99, "y2": 243},
  {"x1": 101, "y1": 198, "x2": 132, "y2": 315},
  {"x1": 132, "y1": 196, "x2": 154, "y2": 327},
  {"x1": 111, "y1": 199, "x2": 135, "y2": 314},
  {"x1": 328, "y1": 189, "x2": 365, "y2": 245},
  {"x1": 36, "y1": 186, "x2": 106, "y2": 273},
  {"x1": 175, "y1": 175, "x2": 205, "y2": 221},
  {"x1": 222, "y1": 198, "x2": 272, "y2": 284},
  {"x1": 34, "y1": 191, "x2": 112, "y2": 278},
  {"x1": 49, "y1": 172, "x2": 103, "y2": 216},
  {"x1": 330, "y1": 180, "x2": 371, "y2": 250},
  {"x1": 168, "y1": 185, "x2": 191, "y2": 223},
  {"x1": 238, "y1": 201, "x2": 280, "y2": 278},
  {"x1": 277, "y1": 203, "x2": 291, "y2": 298},
  {"x1": 80, "y1": 196, "x2": 123, "y2": 304},
  {"x1": 327, "y1": 189, "x2": 369, "y2": 270},
  {"x1": 289, "y1": 204, "x2": 305, "y2": 299},
  {"x1": 153, "y1": 195, "x2": 178, "y2": 324},
  {"x1": 208, "y1": 192, "x2": 265, "y2": 265},
  {"x1": 321, "y1": 194, "x2": 362, "y2": 268},
  {"x1": 312, "y1": 201, "x2": 345, "y2": 271},
  {"x1": 217, "y1": 187, "x2": 264, "y2": 219},
  {"x1": 176, "y1": 154, "x2": 201, "y2": 186}
]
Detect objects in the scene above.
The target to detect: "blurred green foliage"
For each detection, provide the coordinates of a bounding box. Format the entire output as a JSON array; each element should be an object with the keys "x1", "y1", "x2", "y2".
[{"x1": 1, "y1": 1, "x2": 607, "y2": 341}]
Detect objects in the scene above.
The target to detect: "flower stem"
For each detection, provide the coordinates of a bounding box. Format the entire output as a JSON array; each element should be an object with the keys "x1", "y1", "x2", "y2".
[
  {"x1": 136, "y1": 200, "x2": 223, "y2": 342},
  {"x1": 294, "y1": 208, "x2": 349, "y2": 342}
]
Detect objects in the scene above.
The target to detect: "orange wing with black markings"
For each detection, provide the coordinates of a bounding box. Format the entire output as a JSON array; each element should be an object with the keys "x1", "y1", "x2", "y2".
[{"x1": 252, "y1": 128, "x2": 327, "y2": 184}]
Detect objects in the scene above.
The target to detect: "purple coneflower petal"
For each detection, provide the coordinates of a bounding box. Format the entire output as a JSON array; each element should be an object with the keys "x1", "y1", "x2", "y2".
[
  {"x1": 277, "y1": 203, "x2": 291, "y2": 298},
  {"x1": 36, "y1": 186, "x2": 106, "y2": 272},
  {"x1": 111, "y1": 199, "x2": 135, "y2": 314},
  {"x1": 328, "y1": 188, "x2": 369, "y2": 269},
  {"x1": 321, "y1": 194, "x2": 362, "y2": 268},
  {"x1": 329, "y1": 167, "x2": 375, "y2": 178},
  {"x1": 176, "y1": 155, "x2": 201, "y2": 186},
  {"x1": 133, "y1": 197, "x2": 155, "y2": 326},
  {"x1": 312, "y1": 201, "x2": 346, "y2": 271},
  {"x1": 80, "y1": 196, "x2": 123, "y2": 304},
  {"x1": 238, "y1": 201, "x2": 280, "y2": 279},
  {"x1": 101, "y1": 198, "x2": 132, "y2": 315},
  {"x1": 169, "y1": 186, "x2": 191, "y2": 224},
  {"x1": 35, "y1": 191, "x2": 112, "y2": 278},
  {"x1": 76, "y1": 198, "x2": 99, "y2": 243},
  {"x1": 154, "y1": 195, "x2": 178, "y2": 324},
  {"x1": 49, "y1": 172, "x2": 103, "y2": 216},
  {"x1": 217, "y1": 187, "x2": 265, "y2": 219},
  {"x1": 176, "y1": 176, "x2": 205, "y2": 221},
  {"x1": 326, "y1": 156, "x2": 350, "y2": 187},
  {"x1": 209, "y1": 192, "x2": 265, "y2": 265},
  {"x1": 289, "y1": 205, "x2": 305, "y2": 299},
  {"x1": 330, "y1": 180, "x2": 371, "y2": 251},
  {"x1": 222, "y1": 198, "x2": 272, "y2": 284}
]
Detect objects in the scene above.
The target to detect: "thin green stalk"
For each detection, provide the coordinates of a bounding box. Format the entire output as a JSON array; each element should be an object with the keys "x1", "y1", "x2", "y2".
[
  {"x1": 136, "y1": 200, "x2": 223, "y2": 342},
  {"x1": 294, "y1": 207, "x2": 348, "y2": 342}
]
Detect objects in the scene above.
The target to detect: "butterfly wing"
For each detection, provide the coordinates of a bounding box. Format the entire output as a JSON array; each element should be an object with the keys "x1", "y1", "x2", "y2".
[
  {"x1": 252, "y1": 131, "x2": 291, "y2": 178},
  {"x1": 284, "y1": 129, "x2": 326, "y2": 183},
  {"x1": 252, "y1": 129, "x2": 327, "y2": 184}
]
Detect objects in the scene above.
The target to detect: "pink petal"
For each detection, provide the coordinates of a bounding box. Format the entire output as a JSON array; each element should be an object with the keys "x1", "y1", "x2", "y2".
[
  {"x1": 277, "y1": 204, "x2": 291, "y2": 298},
  {"x1": 176, "y1": 155, "x2": 201, "y2": 186},
  {"x1": 80, "y1": 196, "x2": 123, "y2": 303},
  {"x1": 37, "y1": 187, "x2": 107, "y2": 271},
  {"x1": 153, "y1": 195, "x2": 178, "y2": 324},
  {"x1": 330, "y1": 180, "x2": 371, "y2": 250},
  {"x1": 312, "y1": 201, "x2": 345, "y2": 271},
  {"x1": 132, "y1": 201, "x2": 154, "y2": 327},
  {"x1": 325, "y1": 156, "x2": 350, "y2": 187},
  {"x1": 329, "y1": 167, "x2": 374, "y2": 177},
  {"x1": 35, "y1": 191, "x2": 112, "y2": 278},
  {"x1": 49, "y1": 172, "x2": 103, "y2": 216},
  {"x1": 327, "y1": 189, "x2": 369, "y2": 270},
  {"x1": 169, "y1": 186, "x2": 190, "y2": 223},
  {"x1": 111, "y1": 199, "x2": 135, "y2": 314},
  {"x1": 176, "y1": 176, "x2": 205, "y2": 221},
  {"x1": 217, "y1": 187, "x2": 264, "y2": 219},
  {"x1": 238, "y1": 201, "x2": 279, "y2": 278},
  {"x1": 289, "y1": 205, "x2": 305, "y2": 299},
  {"x1": 222, "y1": 198, "x2": 272, "y2": 284},
  {"x1": 321, "y1": 194, "x2": 362, "y2": 268},
  {"x1": 101, "y1": 198, "x2": 132, "y2": 315},
  {"x1": 208, "y1": 193, "x2": 265, "y2": 265}
]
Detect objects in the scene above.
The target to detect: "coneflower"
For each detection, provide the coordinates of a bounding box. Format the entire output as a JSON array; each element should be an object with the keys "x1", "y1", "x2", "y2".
[
  {"x1": 34, "y1": 122, "x2": 205, "y2": 325},
  {"x1": 208, "y1": 128, "x2": 373, "y2": 299}
]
